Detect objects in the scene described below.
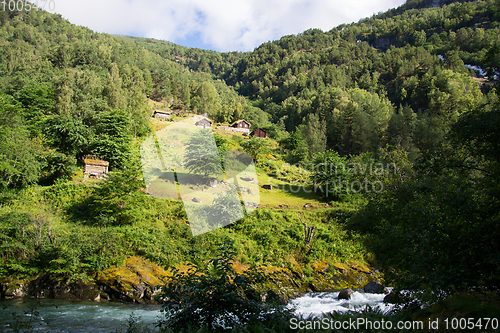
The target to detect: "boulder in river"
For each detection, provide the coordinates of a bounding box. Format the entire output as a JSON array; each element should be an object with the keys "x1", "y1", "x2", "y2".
[
  {"x1": 338, "y1": 288, "x2": 354, "y2": 300},
  {"x1": 363, "y1": 281, "x2": 388, "y2": 294}
]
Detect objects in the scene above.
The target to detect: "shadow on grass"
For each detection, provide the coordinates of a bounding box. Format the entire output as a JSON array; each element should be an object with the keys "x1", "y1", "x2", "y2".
[
  {"x1": 259, "y1": 183, "x2": 333, "y2": 207},
  {"x1": 159, "y1": 171, "x2": 219, "y2": 186}
]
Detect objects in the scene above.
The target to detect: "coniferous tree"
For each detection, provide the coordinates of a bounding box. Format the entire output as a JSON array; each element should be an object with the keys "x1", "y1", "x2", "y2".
[
  {"x1": 184, "y1": 129, "x2": 222, "y2": 177},
  {"x1": 301, "y1": 113, "x2": 326, "y2": 158},
  {"x1": 0, "y1": 94, "x2": 41, "y2": 189},
  {"x1": 92, "y1": 160, "x2": 144, "y2": 225}
]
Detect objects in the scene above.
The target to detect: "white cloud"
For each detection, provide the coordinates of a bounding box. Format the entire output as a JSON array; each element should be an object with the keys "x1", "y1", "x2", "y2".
[{"x1": 54, "y1": 0, "x2": 406, "y2": 52}]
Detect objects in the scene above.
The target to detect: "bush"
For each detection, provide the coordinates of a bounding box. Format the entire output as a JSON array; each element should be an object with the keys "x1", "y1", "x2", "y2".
[{"x1": 157, "y1": 240, "x2": 291, "y2": 332}]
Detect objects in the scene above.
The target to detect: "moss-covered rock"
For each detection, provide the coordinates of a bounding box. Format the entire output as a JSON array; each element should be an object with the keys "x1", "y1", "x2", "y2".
[
  {"x1": 97, "y1": 256, "x2": 171, "y2": 303},
  {"x1": 256, "y1": 265, "x2": 305, "y2": 304},
  {"x1": 312, "y1": 260, "x2": 329, "y2": 273},
  {"x1": 251, "y1": 260, "x2": 384, "y2": 304},
  {"x1": 1, "y1": 255, "x2": 385, "y2": 305},
  {"x1": 0, "y1": 278, "x2": 27, "y2": 299}
]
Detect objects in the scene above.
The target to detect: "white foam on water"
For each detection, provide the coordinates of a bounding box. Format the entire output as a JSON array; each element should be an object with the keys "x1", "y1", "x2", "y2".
[{"x1": 288, "y1": 291, "x2": 394, "y2": 318}]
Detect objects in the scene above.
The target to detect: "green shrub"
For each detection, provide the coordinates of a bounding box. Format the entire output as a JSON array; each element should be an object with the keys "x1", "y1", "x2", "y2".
[{"x1": 158, "y1": 240, "x2": 291, "y2": 332}]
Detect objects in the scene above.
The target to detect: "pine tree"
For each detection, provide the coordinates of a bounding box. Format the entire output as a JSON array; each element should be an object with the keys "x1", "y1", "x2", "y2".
[{"x1": 184, "y1": 129, "x2": 222, "y2": 177}]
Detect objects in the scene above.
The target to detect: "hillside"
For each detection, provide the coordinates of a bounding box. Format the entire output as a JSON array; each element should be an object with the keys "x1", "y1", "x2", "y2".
[
  {"x1": 1, "y1": 0, "x2": 500, "y2": 330},
  {"x1": 0, "y1": 6, "x2": 373, "y2": 302},
  {"x1": 133, "y1": 0, "x2": 499, "y2": 158},
  {"x1": 0, "y1": 7, "x2": 269, "y2": 179}
]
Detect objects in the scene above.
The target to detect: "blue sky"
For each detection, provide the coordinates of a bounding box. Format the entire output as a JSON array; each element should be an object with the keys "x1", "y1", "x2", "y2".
[{"x1": 54, "y1": 0, "x2": 407, "y2": 52}]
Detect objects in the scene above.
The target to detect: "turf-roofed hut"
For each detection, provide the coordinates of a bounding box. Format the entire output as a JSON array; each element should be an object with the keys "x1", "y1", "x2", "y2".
[{"x1": 83, "y1": 155, "x2": 109, "y2": 179}]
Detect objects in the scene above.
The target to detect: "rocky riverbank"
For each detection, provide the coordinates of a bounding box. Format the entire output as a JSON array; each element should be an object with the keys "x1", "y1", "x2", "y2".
[{"x1": 1, "y1": 256, "x2": 384, "y2": 304}]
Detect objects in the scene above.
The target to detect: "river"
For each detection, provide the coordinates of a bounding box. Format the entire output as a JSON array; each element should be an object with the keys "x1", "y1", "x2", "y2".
[
  {"x1": 0, "y1": 291, "x2": 392, "y2": 332},
  {"x1": 0, "y1": 299, "x2": 163, "y2": 332}
]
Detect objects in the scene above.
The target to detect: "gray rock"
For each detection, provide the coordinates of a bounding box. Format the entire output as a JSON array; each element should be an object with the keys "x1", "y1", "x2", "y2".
[
  {"x1": 192, "y1": 197, "x2": 202, "y2": 203},
  {"x1": 240, "y1": 176, "x2": 254, "y2": 182},
  {"x1": 0, "y1": 281, "x2": 26, "y2": 299},
  {"x1": 338, "y1": 288, "x2": 354, "y2": 300},
  {"x1": 363, "y1": 281, "x2": 388, "y2": 294},
  {"x1": 245, "y1": 202, "x2": 259, "y2": 208}
]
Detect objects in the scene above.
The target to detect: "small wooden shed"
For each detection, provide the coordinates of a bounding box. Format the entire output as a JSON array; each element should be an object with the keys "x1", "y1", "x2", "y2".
[
  {"x1": 83, "y1": 156, "x2": 109, "y2": 179},
  {"x1": 231, "y1": 119, "x2": 251, "y2": 129},
  {"x1": 251, "y1": 128, "x2": 267, "y2": 138},
  {"x1": 195, "y1": 118, "x2": 213, "y2": 128},
  {"x1": 153, "y1": 110, "x2": 171, "y2": 120}
]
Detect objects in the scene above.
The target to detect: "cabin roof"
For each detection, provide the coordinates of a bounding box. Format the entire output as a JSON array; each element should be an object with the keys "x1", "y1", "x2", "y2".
[
  {"x1": 83, "y1": 156, "x2": 109, "y2": 166},
  {"x1": 231, "y1": 119, "x2": 251, "y2": 126},
  {"x1": 154, "y1": 110, "x2": 171, "y2": 115},
  {"x1": 196, "y1": 118, "x2": 212, "y2": 123}
]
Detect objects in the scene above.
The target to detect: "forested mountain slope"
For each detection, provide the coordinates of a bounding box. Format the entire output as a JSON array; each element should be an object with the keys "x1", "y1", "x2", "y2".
[
  {"x1": 134, "y1": 0, "x2": 499, "y2": 158},
  {"x1": 113, "y1": 0, "x2": 500, "y2": 298},
  {"x1": 225, "y1": 0, "x2": 499, "y2": 155},
  {"x1": 0, "y1": 7, "x2": 265, "y2": 188}
]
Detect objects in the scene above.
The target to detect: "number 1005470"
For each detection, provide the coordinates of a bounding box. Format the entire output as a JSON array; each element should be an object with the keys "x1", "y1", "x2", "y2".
[
  {"x1": 443, "y1": 318, "x2": 499, "y2": 330},
  {"x1": 1, "y1": 1, "x2": 56, "y2": 12}
]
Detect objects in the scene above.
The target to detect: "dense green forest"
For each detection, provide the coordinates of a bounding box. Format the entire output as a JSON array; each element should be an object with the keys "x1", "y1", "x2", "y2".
[
  {"x1": 1, "y1": 0, "x2": 500, "y2": 331},
  {"x1": 131, "y1": 0, "x2": 499, "y2": 158}
]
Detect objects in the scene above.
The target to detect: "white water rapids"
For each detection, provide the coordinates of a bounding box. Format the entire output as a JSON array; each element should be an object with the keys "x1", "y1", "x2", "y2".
[{"x1": 289, "y1": 290, "x2": 393, "y2": 318}]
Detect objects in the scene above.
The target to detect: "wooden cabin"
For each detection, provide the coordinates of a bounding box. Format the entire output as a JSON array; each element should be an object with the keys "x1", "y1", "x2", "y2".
[
  {"x1": 153, "y1": 110, "x2": 171, "y2": 120},
  {"x1": 83, "y1": 156, "x2": 109, "y2": 179},
  {"x1": 195, "y1": 118, "x2": 213, "y2": 128},
  {"x1": 250, "y1": 128, "x2": 267, "y2": 138},
  {"x1": 231, "y1": 119, "x2": 251, "y2": 130}
]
